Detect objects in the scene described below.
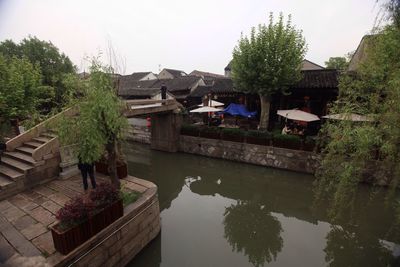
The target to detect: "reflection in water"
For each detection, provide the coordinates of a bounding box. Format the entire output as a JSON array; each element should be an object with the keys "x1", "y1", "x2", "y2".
[
  {"x1": 125, "y1": 143, "x2": 400, "y2": 267},
  {"x1": 223, "y1": 201, "x2": 283, "y2": 266}
]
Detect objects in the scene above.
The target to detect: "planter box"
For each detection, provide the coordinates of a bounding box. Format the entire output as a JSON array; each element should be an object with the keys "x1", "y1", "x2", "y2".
[
  {"x1": 51, "y1": 220, "x2": 91, "y2": 255},
  {"x1": 246, "y1": 137, "x2": 270, "y2": 146},
  {"x1": 180, "y1": 129, "x2": 199, "y2": 137},
  {"x1": 95, "y1": 162, "x2": 128, "y2": 179},
  {"x1": 273, "y1": 140, "x2": 302, "y2": 150},
  {"x1": 51, "y1": 199, "x2": 124, "y2": 255}
]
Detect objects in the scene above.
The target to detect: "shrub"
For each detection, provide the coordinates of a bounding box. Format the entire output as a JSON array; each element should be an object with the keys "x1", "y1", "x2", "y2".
[
  {"x1": 273, "y1": 133, "x2": 302, "y2": 149},
  {"x1": 181, "y1": 124, "x2": 200, "y2": 136},
  {"x1": 121, "y1": 191, "x2": 140, "y2": 206},
  {"x1": 246, "y1": 130, "x2": 272, "y2": 139},
  {"x1": 221, "y1": 128, "x2": 245, "y2": 137},
  {"x1": 56, "y1": 197, "x2": 92, "y2": 230},
  {"x1": 89, "y1": 183, "x2": 120, "y2": 208},
  {"x1": 199, "y1": 126, "x2": 221, "y2": 134}
]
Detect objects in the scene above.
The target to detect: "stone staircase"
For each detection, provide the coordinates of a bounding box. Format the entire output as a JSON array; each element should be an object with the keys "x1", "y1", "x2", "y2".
[{"x1": 0, "y1": 132, "x2": 58, "y2": 200}]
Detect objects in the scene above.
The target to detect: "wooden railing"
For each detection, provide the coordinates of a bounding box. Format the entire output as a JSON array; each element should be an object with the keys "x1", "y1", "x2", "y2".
[
  {"x1": 124, "y1": 99, "x2": 181, "y2": 117},
  {"x1": 6, "y1": 107, "x2": 78, "y2": 160}
]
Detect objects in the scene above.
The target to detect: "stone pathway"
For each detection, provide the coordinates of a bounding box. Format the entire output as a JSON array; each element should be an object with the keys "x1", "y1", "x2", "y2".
[{"x1": 0, "y1": 173, "x2": 142, "y2": 266}]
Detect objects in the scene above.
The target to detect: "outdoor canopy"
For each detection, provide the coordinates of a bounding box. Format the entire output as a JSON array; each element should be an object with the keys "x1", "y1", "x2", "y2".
[
  {"x1": 190, "y1": 106, "x2": 223, "y2": 113},
  {"x1": 198, "y1": 100, "x2": 224, "y2": 107},
  {"x1": 219, "y1": 103, "x2": 257, "y2": 118},
  {"x1": 277, "y1": 109, "x2": 320, "y2": 122},
  {"x1": 322, "y1": 113, "x2": 374, "y2": 122}
]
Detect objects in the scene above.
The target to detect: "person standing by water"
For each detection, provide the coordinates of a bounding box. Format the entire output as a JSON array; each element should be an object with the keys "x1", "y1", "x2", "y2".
[{"x1": 78, "y1": 158, "x2": 97, "y2": 192}]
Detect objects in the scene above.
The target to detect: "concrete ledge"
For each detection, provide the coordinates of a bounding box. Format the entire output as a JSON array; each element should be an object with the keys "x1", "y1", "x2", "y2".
[
  {"x1": 179, "y1": 135, "x2": 320, "y2": 174},
  {"x1": 47, "y1": 177, "x2": 161, "y2": 267}
]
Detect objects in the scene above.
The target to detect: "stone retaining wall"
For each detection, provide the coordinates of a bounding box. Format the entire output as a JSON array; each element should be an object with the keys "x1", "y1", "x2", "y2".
[
  {"x1": 126, "y1": 125, "x2": 151, "y2": 144},
  {"x1": 49, "y1": 178, "x2": 160, "y2": 267},
  {"x1": 179, "y1": 135, "x2": 320, "y2": 174}
]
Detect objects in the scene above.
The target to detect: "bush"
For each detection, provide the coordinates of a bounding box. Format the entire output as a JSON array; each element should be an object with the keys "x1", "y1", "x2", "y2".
[
  {"x1": 56, "y1": 197, "x2": 92, "y2": 230},
  {"x1": 246, "y1": 130, "x2": 272, "y2": 139},
  {"x1": 181, "y1": 124, "x2": 200, "y2": 136},
  {"x1": 121, "y1": 191, "x2": 139, "y2": 206},
  {"x1": 221, "y1": 128, "x2": 245, "y2": 137},
  {"x1": 273, "y1": 133, "x2": 302, "y2": 149},
  {"x1": 200, "y1": 126, "x2": 221, "y2": 134},
  {"x1": 89, "y1": 183, "x2": 120, "y2": 208}
]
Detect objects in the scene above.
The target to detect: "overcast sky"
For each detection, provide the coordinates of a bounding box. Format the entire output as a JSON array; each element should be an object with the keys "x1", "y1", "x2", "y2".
[{"x1": 0, "y1": 0, "x2": 380, "y2": 75}]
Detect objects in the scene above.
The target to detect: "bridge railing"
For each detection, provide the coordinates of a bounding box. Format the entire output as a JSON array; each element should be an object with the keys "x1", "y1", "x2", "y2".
[{"x1": 124, "y1": 99, "x2": 181, "y2": 117}]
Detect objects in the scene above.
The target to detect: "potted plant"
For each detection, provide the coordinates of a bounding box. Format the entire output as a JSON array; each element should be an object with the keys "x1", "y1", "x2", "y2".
[
  {"x1": 180, "y1": 124, "x2": 200, "y2": 137},
  {"x1": 95, "y1": 150, "x2": 128, "y2": 179},
  {"x1": 199, "y1": 126, "x2": 221, "y2": 139},
  {"x1": 89, "y1": 183, "x2": 123, "y2": 226},
  {"x1": 51, "y1": 197, "x2": 92, "y2": 255},
  {"x1": 221, "y1": 128, "x2": 245, "y2": 143},
  {"x1": 272, "y1": 133, "x2": 302, "y2": 150},
  {"x1": 245, "y1": 130, "x2": 272, "y2": 146}
]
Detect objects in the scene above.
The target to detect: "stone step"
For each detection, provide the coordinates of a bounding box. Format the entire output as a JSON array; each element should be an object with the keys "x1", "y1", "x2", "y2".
[
  {"x1": 0, "y1": 165, "x2": 24, "y2": 180},
  {"x1": 16, "y1": 146, "x2": 35, "y2": 156},
  {"x1": 24, "y1": 141, "x2": 43, "y2": 149},
  {"x1": 0, "y1": 174, "x2": 14, "y2": 189},
  {"x1": 3, "y1": 152, "x2": 37, "y2": 166},
  {"x1": 32, "y1": 137, "x2": 51, "y2": 143},
  {"x1": 0, "y1": 157, "x2": 33, "y2": 173},
  {"x1": 41, "y1": 132, "x2": 57, "y2": 139}
]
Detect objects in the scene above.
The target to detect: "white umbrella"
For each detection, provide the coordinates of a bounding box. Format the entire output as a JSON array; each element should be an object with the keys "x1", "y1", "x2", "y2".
[
  {"x1": 190, "y1": 106, "x2": 222, "y2": 113},
  {"x1": 277, "y1": 109, "x2": 320, "y2": 122},
  {"x1": 198, "y1": 100, "x2": 224, "y2": 107},
  {"x1": 322, "y1": 113, "x2": 373, "y2": 122}
]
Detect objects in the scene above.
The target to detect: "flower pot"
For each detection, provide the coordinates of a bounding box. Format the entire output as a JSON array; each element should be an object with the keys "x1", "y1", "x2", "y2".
[
  {"x1": 89, "y1": 210, "x2": 106, "y2": 236},
  {"x1": 95, "y1": 162, "x2": 128, "y2": 179},
  {"x1": 51, "y1": 220, "x2": 91, "y2": 255},
  {"x1": 103, "y1": 199, "x2": 124, "y2": 225}
]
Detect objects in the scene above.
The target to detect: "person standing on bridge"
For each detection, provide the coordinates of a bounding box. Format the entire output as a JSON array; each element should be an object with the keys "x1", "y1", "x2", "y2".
[{"x1": 78, "y1": 157, "x2": 97, "y2": 192}]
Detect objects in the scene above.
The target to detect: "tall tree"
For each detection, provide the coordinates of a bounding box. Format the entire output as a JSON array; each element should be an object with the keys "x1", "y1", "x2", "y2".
[
  {"x1": 0, "y1": 36, "x2": 75, "y2": 112},
  {"x1": 0, "y1": 54, "x2": 41, "y2": 135},
  {"x1": 231, "y1": 13, "x2": 307, "y2": 129},
  {"x1": 57, "y1": 60, "x2": 127, "y2": 188},
  {"x1": 325, "y1": 57, "x2": 349, "y2": 71}
]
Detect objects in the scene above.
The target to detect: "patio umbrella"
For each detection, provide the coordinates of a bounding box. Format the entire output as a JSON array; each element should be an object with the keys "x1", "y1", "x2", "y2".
[
  {"x1": 198, "y1": 100, "x2": 224, "y2": 107},
  {"x1": 190, "y1": 106, "x2": 223, "y2": 113},
  {"x1": 277, "y1": 109, "x2": 320, "y2": 122},
  {"x1": 322, "y1": 113, "x2": 374, "y2": 122}
]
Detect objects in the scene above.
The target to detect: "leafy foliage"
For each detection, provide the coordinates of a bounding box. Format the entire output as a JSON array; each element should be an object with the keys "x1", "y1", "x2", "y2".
[
  {"x1": 57, "y1": 59, "x2": 128, "y2": 187},
  {"x1": 0, "y1": 36, "x2": 75, "y2": 112},
  {"x1": 56, "y1": 196, "x2": 92, "y2": 230},
  {"x1": 0, "y1": 54, "x2": 42, "y2": 139},
  {"x1": 325, "y1": 57, "x2": 349, "y2": 71},
  {"x1": 89, "y1": 182, "x2": 120, "y2": 208},
  {"x1": 314, "y1": 23, "x2": 400, "y2": 221},
  {"x1": 231, "y1": 13, "x2": 307, "y2": 129}
]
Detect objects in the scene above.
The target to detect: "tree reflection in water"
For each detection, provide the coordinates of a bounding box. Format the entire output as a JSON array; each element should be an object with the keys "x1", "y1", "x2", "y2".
[
  {"x1": 324, "y1": 225, "x2": 395, "y2": 267},
  {"x1": 223, "y1": 200, "x2": 283, "y2": 267}
]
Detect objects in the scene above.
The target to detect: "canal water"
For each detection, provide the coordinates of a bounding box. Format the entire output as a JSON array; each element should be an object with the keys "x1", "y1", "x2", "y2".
[{"x1": 125, "y1": 142, "x2": 400, "y2": 267}]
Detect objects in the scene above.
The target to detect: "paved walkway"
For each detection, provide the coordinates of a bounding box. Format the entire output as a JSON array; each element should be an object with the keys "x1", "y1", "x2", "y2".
[{"x1": 0, "y1": 173, "x2": 146, "y2": 266}]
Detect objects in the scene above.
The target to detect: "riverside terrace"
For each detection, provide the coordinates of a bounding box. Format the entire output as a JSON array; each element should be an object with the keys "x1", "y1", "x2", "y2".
[{"x1": 0, "y1": 173, "x2": 160, "y2": 267}]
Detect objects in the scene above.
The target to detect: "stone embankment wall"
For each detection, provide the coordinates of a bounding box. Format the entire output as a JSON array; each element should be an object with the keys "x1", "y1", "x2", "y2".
[
  {"x1": 179, "y1": 135, "x2": 320, "y2": 174},
  {"x1": 126, "y1": 123, "x2": 151, "y2": 144},
  {"x1": 51, "y1": 178, "x2": 160, "y2": 267}
]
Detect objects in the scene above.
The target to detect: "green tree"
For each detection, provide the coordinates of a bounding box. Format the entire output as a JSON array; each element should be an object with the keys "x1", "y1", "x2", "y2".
[
  {"x1": 57, "y1": 59, "x2": 127, "y2": 188},
  {"x1": 231, "y1": 13, "x2": 307, "y2": 129},
  {"x1": 0, "y1": 36, "x2": 75, "y2": 112},
  {"x1": 0, "y1": 54, "x2": 41, "y2": 137},
  {"x1": 314, "y1": 23, "x2": 400, "y2": 220},
  {"x1": 325, "y1": 57, "x2": 349, "y2": 70}
]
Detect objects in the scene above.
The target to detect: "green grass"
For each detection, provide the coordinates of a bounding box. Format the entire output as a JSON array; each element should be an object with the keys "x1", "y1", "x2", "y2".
[{"x1": 121, "y1": 190, "x2": 140, "y2": 206}]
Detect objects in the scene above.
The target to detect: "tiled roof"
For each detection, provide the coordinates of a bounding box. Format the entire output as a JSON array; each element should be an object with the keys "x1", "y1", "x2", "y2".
[
  {"x1": 163, "y1": 68, "x2": 187, "y2": 78},
  {"x1": 293, "y1": 69, "x2": 338, "y2": 89},
  {"x1": 189, "y1": 70, "x2": 225, "y2": 79},
  {"x1": 117, "y1": 75, "x2": 159, "y2": 95},
  {"x1": 190, "y1": 78, "x2": 234, "y2": 97},
  {"x1": 152, "y1": 76, "x2": 202, "y2": 92},
  {"x1": 130, "y1": 72, "x2": 153, "y2": 81}
]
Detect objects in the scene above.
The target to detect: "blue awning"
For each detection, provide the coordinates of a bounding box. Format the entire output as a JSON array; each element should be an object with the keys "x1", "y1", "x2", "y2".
[{"x1": 219, "y1": 103, "x2": 257, "y2": 118}]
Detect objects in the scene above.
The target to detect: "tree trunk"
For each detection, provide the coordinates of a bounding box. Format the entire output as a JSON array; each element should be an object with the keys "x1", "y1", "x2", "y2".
[
  {"x1": 106, "y1": 140, "x2": 120, "y2": 189},
  {"x1": 259, "y1": 95, "x2": 271, "y2": 130}
]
